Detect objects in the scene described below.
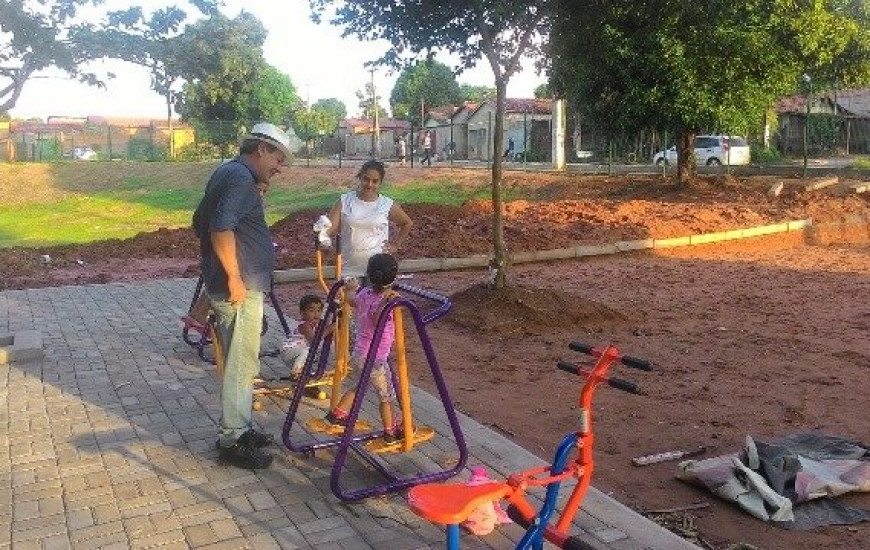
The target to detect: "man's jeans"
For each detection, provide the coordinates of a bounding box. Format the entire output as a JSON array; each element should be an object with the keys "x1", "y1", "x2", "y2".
[{"x1": 208, "y1": 290, "x2": 264, "y2": 447}]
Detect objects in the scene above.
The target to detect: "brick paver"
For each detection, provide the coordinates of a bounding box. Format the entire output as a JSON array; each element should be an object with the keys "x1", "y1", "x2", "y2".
[{"x1": 0, "y1": 280, "x2": 700, "y2": 549}]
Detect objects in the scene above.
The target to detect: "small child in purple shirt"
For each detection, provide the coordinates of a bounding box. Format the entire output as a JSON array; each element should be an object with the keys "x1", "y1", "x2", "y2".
[{"x1": 323, "y1": 253, "x2": 404, "y2": 444}]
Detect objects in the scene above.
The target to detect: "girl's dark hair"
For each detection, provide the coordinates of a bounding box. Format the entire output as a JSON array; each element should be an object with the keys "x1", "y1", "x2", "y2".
[
  {"x1": 357, "y1": 159, "x2": 385, "y2": 180},
  {"x1": 366, "y1": 253, "x2": 398, "y2": 290},
  {"x1": 298, "y1": 294, "x2": 323, "y2": 312}
]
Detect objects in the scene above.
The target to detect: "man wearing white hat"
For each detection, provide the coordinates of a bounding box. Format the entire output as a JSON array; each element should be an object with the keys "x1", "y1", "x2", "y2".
[{"x1": 192, "y1": 122, "x2": 291, "y2": 469}]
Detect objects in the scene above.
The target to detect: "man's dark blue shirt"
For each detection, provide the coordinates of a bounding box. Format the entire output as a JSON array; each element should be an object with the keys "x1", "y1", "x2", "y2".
[{"x1": 192, "y1": 157, "x2": 275, "y2": 295}]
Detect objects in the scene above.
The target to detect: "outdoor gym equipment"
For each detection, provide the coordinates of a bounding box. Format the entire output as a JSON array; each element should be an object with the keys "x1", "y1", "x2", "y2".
[
  {"x1": 181, "y1": 275, "x2": 291, "y2": 364},
  {"x1": 182, "y1": 233, "x2": 343, "y2": 400},
  {"x1": 312, "y1": 231, "x2": 353, "y2": 410},
  {"x1": 407, "y1": 342, "x2": 654, "y2": 550},
  {"x1": 281, "y1": 277, "x2": 466, "y2": 502}
]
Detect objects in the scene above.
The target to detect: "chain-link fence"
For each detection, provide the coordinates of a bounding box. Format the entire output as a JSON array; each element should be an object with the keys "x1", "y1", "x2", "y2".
[
  {"x1": 2, "y1": 120, "x2": 201, "y2": 162},
  {"x1": 4, "y1": 101, "x2": 869, "y2": 165}
]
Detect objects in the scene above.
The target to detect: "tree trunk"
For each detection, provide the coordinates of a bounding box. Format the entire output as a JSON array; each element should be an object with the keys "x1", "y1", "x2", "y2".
[
  {"x1": 490, "y1": 79, "x2": 508, "y2": 289},
  {"x1": 676, "y1": 131, "x2": 696, "y2": 185}
]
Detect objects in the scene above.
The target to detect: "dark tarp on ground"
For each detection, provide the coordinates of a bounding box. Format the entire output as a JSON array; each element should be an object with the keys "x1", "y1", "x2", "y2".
[{"x1": 676, "y1": 433, "x2": 870, "y2": 530}]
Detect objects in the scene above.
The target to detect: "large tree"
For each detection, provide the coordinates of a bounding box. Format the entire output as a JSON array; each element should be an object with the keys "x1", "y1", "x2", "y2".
[
  {"x1": 310, "y1": 0, "x2": 548, "y2": 288},
  {"x1": 389, "y1": 60, "x2": 462, "y2": 124},
  {"x1": 289, "y1": 97, "x2": 346, "y2": 145},
  {"x1": 0, "y1": 0, "x2": 119, "y2": 112},
  {"x1": 550, "y1": 0, "x2": 867, "y2": 183},
  {"x1": 173, "y1": 12, "x2": 293, "y2": 149},
  {"x1": 100, "y1": 2, "x2": 218, "y2": 128},
  {"x1": 459, "y1": 83, "x2": 495, "y2": 103},
  {"x1": 245, "y1": 64, "x2": 299, "y2": 125},
  {"x1": 311, "y1": 97, "x2": 346, "y2": 122},
  {"x1": 815, "y1": 0, "x2": 870, "y2": 87}
]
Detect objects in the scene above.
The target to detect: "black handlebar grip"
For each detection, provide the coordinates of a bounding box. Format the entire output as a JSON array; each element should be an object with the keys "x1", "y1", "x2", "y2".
[
  {"x1": 556, "y1": 360, "x2": 581, "y2": 375},
  {"x1": 568, "y1": 341, "x2": 594, "y2": 355},
  {"x1": 505, "y1": 504, "x2": 531, "y2": 529},
  {"x1": 563, "y1": 535, "x2": 598, "y2": 550},
  {"x1": 608, "y1": 377, "x2": 640, "y2": 394},
  {"x1": 621, "y1": 355, "x2": 654, "y2": 371}
]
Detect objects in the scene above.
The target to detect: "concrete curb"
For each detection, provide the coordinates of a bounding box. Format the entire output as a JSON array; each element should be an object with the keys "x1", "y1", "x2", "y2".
[
  {"x1": 0, "y1": 329, "x2": 43, "y2": 364},
  {"x1": 273, "y1": 218, "x2": 814, "y2": 283}
]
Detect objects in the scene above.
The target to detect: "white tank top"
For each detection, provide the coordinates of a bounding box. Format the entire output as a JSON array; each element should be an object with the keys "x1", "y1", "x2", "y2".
[{"x1": 339, "y1": 192, "x2": 394, "y2": 277}]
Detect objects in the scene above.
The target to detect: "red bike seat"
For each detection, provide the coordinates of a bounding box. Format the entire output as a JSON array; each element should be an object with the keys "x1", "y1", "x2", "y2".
[{"x1": 408, "y1": 482, "x2": 509, "y2": 525}]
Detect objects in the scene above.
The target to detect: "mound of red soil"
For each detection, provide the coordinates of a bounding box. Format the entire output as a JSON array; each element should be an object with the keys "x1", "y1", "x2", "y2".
[
  {"x1": 4, "y1": 173, "x2": 866, "y2": 291},
  {"x1": 448, "y1": 283, "x2": 629, "y2": 337}
]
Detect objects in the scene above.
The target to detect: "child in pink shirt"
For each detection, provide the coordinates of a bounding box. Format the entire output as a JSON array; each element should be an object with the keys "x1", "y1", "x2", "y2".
[{"x1": 323, "y1": 253, "x2": 404, "y2": 444}]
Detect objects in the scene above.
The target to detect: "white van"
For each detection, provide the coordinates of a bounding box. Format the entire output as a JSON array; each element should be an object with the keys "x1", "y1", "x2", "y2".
[{"x1": 653, "y1": 135, "x2": 750, "y2": 166}]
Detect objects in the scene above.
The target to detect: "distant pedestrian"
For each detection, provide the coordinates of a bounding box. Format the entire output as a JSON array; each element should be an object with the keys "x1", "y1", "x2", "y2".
[
  {"x1": 397, "y1": 135, "x2": 407, "y2": 166},
  {"x1": 421, "y1": 131, "x2": 432, "y2": 166},
  {"x1": 503, "y1": 136, "x2": 515, "y2": 161}
]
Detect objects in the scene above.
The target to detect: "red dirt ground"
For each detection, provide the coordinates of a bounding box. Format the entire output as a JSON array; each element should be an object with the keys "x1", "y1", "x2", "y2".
[{"x1": 3, "y1": 170, "x2": 870, "y2": 550}]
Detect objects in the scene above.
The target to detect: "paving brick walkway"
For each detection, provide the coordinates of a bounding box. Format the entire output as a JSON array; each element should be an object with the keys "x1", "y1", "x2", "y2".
[{"x1": 0, "y1": 279, "x2": 701, "y2": 549}]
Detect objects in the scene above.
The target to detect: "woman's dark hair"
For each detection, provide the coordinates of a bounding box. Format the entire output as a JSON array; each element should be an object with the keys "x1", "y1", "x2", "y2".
[
  {"x1": 357, "y1": 159, "x2": 385, "y2": 180},
  {"x1": 298, "y1": 294, "x2": 323, "y2": 312},
  {"x1": 365, "y1": 253, "x2": 398, "y2": 290}
]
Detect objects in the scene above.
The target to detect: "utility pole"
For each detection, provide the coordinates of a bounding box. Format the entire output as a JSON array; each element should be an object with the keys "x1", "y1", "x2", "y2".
[
  {"x1": 305, "y1": 83, "x2": 311, "y2": 166},
  {"x1": 371, "y1": 69, "x2": 380, "y2": 158},
  {"x1": 802, "y1": 74, "x2": 812, "y2": 178}
]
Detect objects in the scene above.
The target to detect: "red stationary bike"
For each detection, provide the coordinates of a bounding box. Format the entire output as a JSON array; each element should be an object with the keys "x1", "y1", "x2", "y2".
[{"x1": 407, "y1": 342, "x2": 653, "y2": 550}]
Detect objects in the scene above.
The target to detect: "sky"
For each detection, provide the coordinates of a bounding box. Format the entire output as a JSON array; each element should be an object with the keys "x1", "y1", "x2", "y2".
[{"x1": 9, "y1": 0, "x2": 547, "y2": 121}]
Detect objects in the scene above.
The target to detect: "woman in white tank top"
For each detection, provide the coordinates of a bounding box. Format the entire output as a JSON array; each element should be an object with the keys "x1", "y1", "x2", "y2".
[{"x1": 326, "y1": 160, "x2": 414, "y2": 278}]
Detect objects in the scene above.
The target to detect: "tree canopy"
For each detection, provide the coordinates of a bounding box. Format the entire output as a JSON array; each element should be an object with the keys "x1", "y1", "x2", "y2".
[
  {"x1": 312, "y1": 97, "x2": 347, "y2": 121},
  {"x1": 0, "y1": 0, "x2": 219, "y2": 114},
  {"x1": 246, "y1": 64, "x2": 299, "y2": 126},
  {"x1": 1, "y1": 0, "x2": 112, "y2": 112},
  {"x1": 290, "y1": 97, "x2": 346, "y2": 140},
  {"x1": 533, "y1": 83, "x2": 551, "y2": 99},
  {"x1": 100, "y1": 2, "x2": 218, "y2": 122},
  {"x1": 459, "y1": 83, "x2": 495, "y2": 103},
  {"x1": 172, "y1": 12, "x2": 298, "y2": 148},
  {"x1": 389, "y1": 60, "x2": 462, "y2": 124},
  {"x1": 549, "y1": 0, "x2": 869, "y2": 181}
]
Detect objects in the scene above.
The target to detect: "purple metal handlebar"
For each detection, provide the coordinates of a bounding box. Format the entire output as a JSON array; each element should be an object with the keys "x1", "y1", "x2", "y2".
[{"x1": 280, "y1": 281, "x2": 467, "y2": 502}]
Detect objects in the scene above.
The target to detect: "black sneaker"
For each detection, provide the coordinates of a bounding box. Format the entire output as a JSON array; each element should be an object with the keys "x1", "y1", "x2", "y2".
[
  {"x1": 214, "y1": 429, "x2": 274, "y2": 451},
  {"x1": 324, "y1": 412, "x2": 347, "y2": 427},
  {"x1": 217, "y1": 440, "x2": 273, "y2": 469},
  {"x1": 238, "y1": 429, "x2": 275, "y2": 448}
]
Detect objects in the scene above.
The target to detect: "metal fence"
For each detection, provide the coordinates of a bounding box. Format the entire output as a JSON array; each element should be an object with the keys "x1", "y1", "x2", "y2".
[
  {"x1": 3, "y1": 110, "x2": 868, "y2": 165},
  {"x1": 2, "y1": 121, "x2": 197, "y2": 162}
]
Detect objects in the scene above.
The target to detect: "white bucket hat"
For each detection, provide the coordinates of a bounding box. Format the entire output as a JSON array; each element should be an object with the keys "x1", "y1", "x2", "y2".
[{"x1": 242, "y1": 122, "x2": 292, "y2": 160}]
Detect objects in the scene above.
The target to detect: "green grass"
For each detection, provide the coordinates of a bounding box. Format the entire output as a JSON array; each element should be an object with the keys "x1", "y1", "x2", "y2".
[
  {"x1": 0, "y1": 194, "x2": 193, "y2": 247},
  {"x1": 852, "y1": 157, "x2": 870, "y2": 171},
  {"x1": 0, "y1": 162, "x2": 507, "y2": 248}
]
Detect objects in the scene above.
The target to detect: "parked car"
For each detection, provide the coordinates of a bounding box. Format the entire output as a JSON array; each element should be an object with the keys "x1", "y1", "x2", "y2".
[
  {"x1": 652, "y1": 135, "x2": 750, "y2": 166},
  {"x1": 72, "y1": 147, "x2": 97, "y2": 161}
]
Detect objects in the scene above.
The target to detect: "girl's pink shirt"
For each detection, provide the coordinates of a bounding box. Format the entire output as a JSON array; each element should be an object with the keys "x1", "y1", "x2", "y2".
[{"x1": 353, "y1": 287, "x2": 395, "y2": 362}]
